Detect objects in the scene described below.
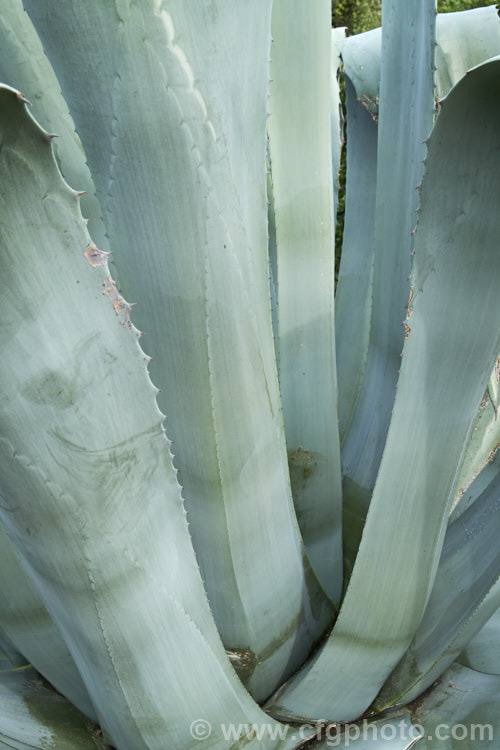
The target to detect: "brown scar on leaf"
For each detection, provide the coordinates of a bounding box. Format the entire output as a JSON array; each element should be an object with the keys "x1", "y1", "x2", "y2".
[
  {"x1": 359, "y1": 93, "x2": 379, "y2": 122},
  {"x1": 404, "y1": 322, "x2": 411, "y2": 340},
  {"x1": 102, "y1": 275, "x2": 133, "y2": 328},
  {"x1": 405, "y1": 287, "x2": 414, "y2": 319},
  {"x1": 84, "y1": 244, "x2": 110, "y2": 267},
  {"x1": 226, "y1": 648, "x2": 255, "y2": 673}
]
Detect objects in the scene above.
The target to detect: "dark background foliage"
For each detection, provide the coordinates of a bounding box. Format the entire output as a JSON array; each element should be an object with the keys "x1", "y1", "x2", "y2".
[{"x1": 332, "y1": 0, "x2": 494, "y2": 36}]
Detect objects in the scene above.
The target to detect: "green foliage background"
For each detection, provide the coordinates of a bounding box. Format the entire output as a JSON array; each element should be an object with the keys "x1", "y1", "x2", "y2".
[{"x1": 333, "y1": 0, "x2": 493, "y2": 36}]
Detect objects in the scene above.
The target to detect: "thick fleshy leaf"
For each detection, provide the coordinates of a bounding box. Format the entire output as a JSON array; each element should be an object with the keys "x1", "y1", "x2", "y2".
[
  {"x1": 267, "y1": 156, "x2": 279, "y2": 359},
  {"x1": 411, "y1": 663, "x2": 500, "y2": 749},
  {"x1": 0, "y1": 85, "x2": 298, "y2": 750},
  {"x1": 267, "y1": 0, "x2": 342, "y2": 604},
  {"x1": 458, "y1": 605, "x2": 500, "y2": 675},
  {"x1": 337, "y1": 8, "x2": 500, "y2": 474},
  {"x1": 338, "y1": 27, "x2": 381, "y2": 117},
  {"x1": 0, "y1": 523, "x2": 96, "y2": 719},
  {"x1": 489, "y1": 357, "x2": 499, "y2": 415},
  {"x1": 315, "y1": 712, "x2": 421, "y2": 749},
  {"x1": 450, "y1": 446, "x2": 500, "y2": 522},
  {"x1": 334, "y1": 75, "x2": 377, "y2": 454},
  {"x1": 338, "y1": 6, "x2": 500, "y2": 118},
  {"x1": 336, "y1": 9, "x2": 500, "y2": 572},
  {"x1": 337, "y1": 0, "x2": 436, "y2": 575},
  {"x1": 374, "y1": 459, "x2": 500, "y2": 709},
  {"x1": 23, "y1": 0, "x2": 333, "y2": 701},
  {"x1": 0, "y1": 0, "x2": 108, "y2": 252},
  {"x1": 435, "y1": 5, "x2": 500, "y2": 100},
  {"x1": 267, "y1": 55, "x2": 500, "y2": 724},
  {"x1": 0, "y1": 667, "x2": 103, "y2": 750},
  {"x1": 452, "y1": 366, "x2": 500, "y2": 508},
  {"x1": 336, "y1": 9, "x2": 500, "y2": 490},
  {"x1": 333, "y1": 75, "x2": 378, "y2": 583},
  {"x1": 0, "y1": 630, "x2": 27, "y2": 669}
]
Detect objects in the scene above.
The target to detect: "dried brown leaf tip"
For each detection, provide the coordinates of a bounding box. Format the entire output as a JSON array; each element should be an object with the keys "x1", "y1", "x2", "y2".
[
  {"x1": 102, "y1": 275, "x2": 133, "y2": 328},
  {"x1": 84, "y1": 244, "x2": 110, "y2": 267}
]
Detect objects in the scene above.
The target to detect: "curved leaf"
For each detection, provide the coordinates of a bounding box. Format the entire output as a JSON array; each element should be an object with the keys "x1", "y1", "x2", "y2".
[
  {"x1": 0, "y1": 523, "x2": 96, "y2": 719},
  {"x1": 374, "y1": 458, "x2": 500, "y2": 709},
  {"x1": 338, "y1": 6, "x2": 500, "y2": 117},
  {"x1": 338, "y1": 27, "x2": 381, "y2": 117},
  {"x1": 411, "y1": 663, "x2": 500, "y2": 750},
  {"x1": 337, "y1": 0, "x2": 436, "y2": 576},
  {"x1": 334, "y1": 75, "x2": 377, "y2": 454},
  {"x1": 315, "y1": 712, "x2": 421, "y2": 749},
  {"x1": 23, "y1": 0, "x2": 333, "y2": 701},
  {"x1": 0, "y1": 667, "x2": 102, "y2": 750},
  {"x1": 267, "y1": 54, "x2": 500, "y2": 724},
  {"x1": 452, "y1": 367, "x2": 500, "y2": 509},
  {"x1": 0, "y1": 0, "x2": 108, "y2": 253},
  {"x1": 435, "y1": 5, "x2": 500, "y2": 99},
  {"x1": 450, "y1": 444, "x2": 500, "y2": 522},
  {"x1": 0, "y1": 630, "x2": 26, "y2": 670},
  {"x1": 268, "y1": 0, "x2": 343, "y2": 604},
  {"x1": 458, "y1": 605, "x2": 500, "y2": 675},
  {"x1": 0, "y1": 85, "x2": 298, "y2": 750},
  {"x1": 336, "y1": 11, "x2": 500, "y2": 573}
]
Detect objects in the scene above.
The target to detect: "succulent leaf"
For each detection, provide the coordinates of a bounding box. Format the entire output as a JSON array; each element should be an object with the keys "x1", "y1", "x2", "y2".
[
  {"x1": 0, "y1": 629, "x2": 27, "y2": 670},
  {"x1": 410, "y1": 662, "x2": 500, "y2": 749},
  {"x1": 268, "y1": 0, "x2": 343, "y2": 604},
  {"x1": 452, "y1": 364, "x2": 500, "y2": 509},
  {"x1": 0, "y1": 0, "x2": 108, "y2": 253},
  {"x1": 0, "y1": 85, "x2": 298, "y2": 750},
  {"x1": 336, "y1": 8, "x2": 500, "y2": 573},
  {"x1": 333, "y1": 74, "x2": 377, "y2": 447},
  {"x1": 0, "y1": 667, "x2": 102, "y2": 750},
  {"x1": 22, "y1": 0, "x2": 334, "y2": 700},
  {"x1": 458, "y1": 605, "x2": 500, "y2": 675},
  {"x1": 338, "y1": 0, "x2": 437, "y2": 575},
  {"x1": 0, "y1": 523, "x2": 96, "y2": 719},
  {"x1": 374, "y1": 458, "x2": 500, "y2": 709},
  {"x1": 338, "y1": 5, "x2": 500, "y2": 119},
  {"x1": 333, "y1": 76, "x2": 378, "y2": 584},
  {"x1": 266, "y1": 53, "x2": 500, "y2": 725},
  {"x1": 314, "y1": 711, "x2": 421, "y2": 749},
  {"x1": 435, "y1": 5, "x2": 500, "y2": 99}
]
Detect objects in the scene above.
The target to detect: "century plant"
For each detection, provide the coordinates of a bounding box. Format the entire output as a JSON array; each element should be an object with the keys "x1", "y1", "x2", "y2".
[{"x1": 0, "y1": 1, "x2": 499, "y2": 748}]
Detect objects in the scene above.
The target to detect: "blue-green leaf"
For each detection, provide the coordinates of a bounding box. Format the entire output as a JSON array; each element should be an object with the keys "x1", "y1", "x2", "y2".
[
  {"x1": 0, "y1": 667, "x2": 103, "y2": 750},
  {"x1": 458, "y1": 605, "x2": 500, "y2": 675},
  {"x1": 0, "y1": 0, "x2": 108, "y2": 252},
  {"x1": 0, "y1": 523, "x2": 95, "y2": 719},
  {"x1": 23, "y1": 0, "x2": 333, "y2": 700},
  {"x1": 411, "y1": 662, "x2": 500, "y2": 749},
  {"x1": 338, "y1": 0, "x2": 436, "y2": 575},
  {"x1": 0, "y1": 84, "x2": 300, "y2": 750},
  {"x1": 267, "y1": 53, "x2": 500, "y2": 725},
  {"x1": 374, "y1": 458, "x2": 500, "y2": 709},
  {"x1": 268, "y1": 0, "x2": 342, "y2": 604},
  {"x1": 334, "y1": 75, "x2": 377, "y2": 455}
]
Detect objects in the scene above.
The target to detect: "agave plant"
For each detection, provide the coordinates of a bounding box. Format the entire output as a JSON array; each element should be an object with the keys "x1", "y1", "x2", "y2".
[{"x1": 0, "y1": 1, "x2": 499, "y2": 748}]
